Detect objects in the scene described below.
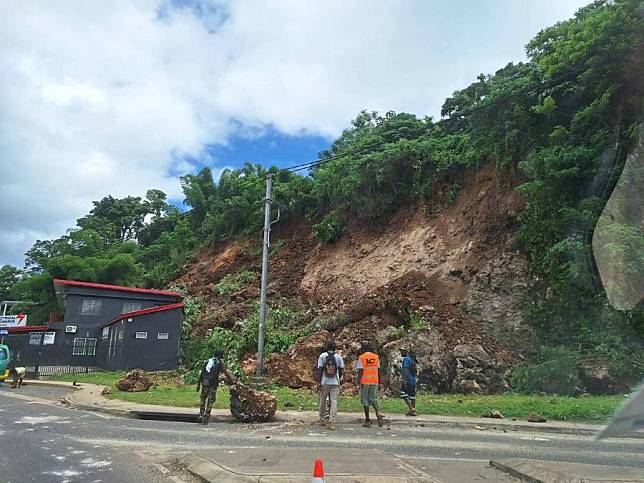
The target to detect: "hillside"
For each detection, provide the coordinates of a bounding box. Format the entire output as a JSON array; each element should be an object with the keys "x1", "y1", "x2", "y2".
[{"x1": 175, "y1": 162, "x2": 530, "y2": 394}]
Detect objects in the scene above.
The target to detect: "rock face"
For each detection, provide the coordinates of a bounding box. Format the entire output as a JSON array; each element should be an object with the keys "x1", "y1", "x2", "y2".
[
  {"x1": 461, "y1": 252, "x2": 535, "y2": 352},
  {"x1": 116, "y1": 369, "x2": 153, "y2": 392},
  {"x1": 578, "y1": 359, "x2": 620, "y2": 395},
  {"x1": 453, "y1": 344, "x2": 509, "y2": 394},
  {"x1": 267, "y1": 330, "x2": 329, "y2": 388},
  {"x1": 382, "y1": 330, "x2": 456, "y2": 393},
  {"x1": 229, "y1": 383, "x2": 277, "y2": 422}
]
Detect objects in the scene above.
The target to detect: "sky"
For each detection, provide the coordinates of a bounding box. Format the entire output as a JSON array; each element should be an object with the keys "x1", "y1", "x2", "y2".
[{"x1": 0, "y1": 0, "x2": 590, "y2": 267}]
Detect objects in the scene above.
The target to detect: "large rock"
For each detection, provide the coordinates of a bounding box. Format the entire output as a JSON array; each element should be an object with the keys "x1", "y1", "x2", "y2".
[
  {"x1": 578, "y1": 359, "x2": 621, "y2": 395},
  {"x1": 229, "y1": 383, "x2": 277, "y2": 422},
  {"x1": 116, "y1": 369, "x2": 153, "y2": 392},
  {"x1": 267, "y1": 330, "x2": 330, "y2": 388},
  {"x1": 382, "y1": 330, "x2": 456, "y2": 393},
  {"x1": 453, "y1": 344, "x2": 509, "y2": 394}
]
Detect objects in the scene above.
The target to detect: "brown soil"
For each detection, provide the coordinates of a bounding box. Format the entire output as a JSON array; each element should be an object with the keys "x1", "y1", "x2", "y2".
[{"x1": 173, "y1": 162, "x2": 527, "y2": 390}]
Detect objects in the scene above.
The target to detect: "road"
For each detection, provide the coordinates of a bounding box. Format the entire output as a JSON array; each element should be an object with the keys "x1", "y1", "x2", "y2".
[{"x1": 1, "y1": 384, "x2": 643, "y2": 482}]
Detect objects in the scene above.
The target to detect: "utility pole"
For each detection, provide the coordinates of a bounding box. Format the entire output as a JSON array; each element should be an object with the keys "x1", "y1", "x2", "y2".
[{"x1": 256, "y1": 173, "x2": 273, "y2": 378}]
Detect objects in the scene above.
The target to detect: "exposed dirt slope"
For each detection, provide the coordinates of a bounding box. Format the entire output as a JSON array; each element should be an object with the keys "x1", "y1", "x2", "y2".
[{"x1": 174, "y1": 162, "x2": 534, "y2": 393}]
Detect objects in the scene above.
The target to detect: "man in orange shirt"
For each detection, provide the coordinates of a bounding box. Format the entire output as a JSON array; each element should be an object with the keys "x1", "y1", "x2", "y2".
[{"x1": 356, "y1": 341, "x2": 385, "y2": 428}]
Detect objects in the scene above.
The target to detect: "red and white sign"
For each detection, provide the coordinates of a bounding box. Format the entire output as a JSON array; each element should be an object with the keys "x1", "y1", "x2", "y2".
[{"x1": 0, "y1": 313, "x2": 27, "y2": 327}]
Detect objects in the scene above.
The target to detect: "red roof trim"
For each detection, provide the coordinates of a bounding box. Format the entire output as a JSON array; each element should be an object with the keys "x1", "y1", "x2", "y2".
[
  {"x1": 98, "y1": 303, "x2": 184, "y2": 329},
  {"x1": 53, "y1": 279, "x2": 181, "y2": 298},
  {"x1": 5, "y1": 325, "x2": 49, "y2": 333}
]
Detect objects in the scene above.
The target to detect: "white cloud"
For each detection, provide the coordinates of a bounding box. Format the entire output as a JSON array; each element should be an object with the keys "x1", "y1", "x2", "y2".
[{"x1": 0, "y1": 0, "x2": 589, "y2": 266}]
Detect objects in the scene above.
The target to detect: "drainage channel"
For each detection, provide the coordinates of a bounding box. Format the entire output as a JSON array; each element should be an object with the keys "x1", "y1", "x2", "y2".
[{"x1": 130, "y1": 410, "x2": 200, "y2": 423}]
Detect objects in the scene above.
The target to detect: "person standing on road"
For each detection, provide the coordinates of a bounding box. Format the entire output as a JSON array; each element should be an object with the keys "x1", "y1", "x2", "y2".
[
  {"x1": 196, "y1": 349, "x2": 237, "y2": 425},
  {"x1": 317, "y1": 340, "x2": 344, "y2": 431},
  {"x1": 399, "y1": 347, "x2": 418, "y2": 416},
  {"x1": 356, "y1": 341, "x2": 385, "y2": 428}
]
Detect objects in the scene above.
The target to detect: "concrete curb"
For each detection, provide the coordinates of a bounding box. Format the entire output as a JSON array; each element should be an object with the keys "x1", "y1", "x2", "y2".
[
  {"x1": 180, "y1": 450, "x2": 434, "y2": 483},
  {"x1": 489, "y1": 460, "x2": 544, "y2": 483},
  {"x1": 489, "y1": 458, "x2": 644, "y2": 483},
  {"x1": 31, "y1": 380, "x2": 634, "y2": 439},
  {"x1": 23, "y1": 379, "x2": 82, "y2": 390},
  {"x1": 182, "y1": 453, "x2": 259, "y2": 482}
]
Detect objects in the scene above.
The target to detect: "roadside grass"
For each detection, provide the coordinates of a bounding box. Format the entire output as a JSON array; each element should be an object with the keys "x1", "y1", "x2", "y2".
[{"x1": 51, "y1": 371, "x2": 625, "y2": 422}]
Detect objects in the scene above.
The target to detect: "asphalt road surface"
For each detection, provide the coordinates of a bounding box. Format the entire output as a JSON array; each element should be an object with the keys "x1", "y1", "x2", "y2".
[{"x1": 1, "y1": 384, "x2": 643, "y2": 482}]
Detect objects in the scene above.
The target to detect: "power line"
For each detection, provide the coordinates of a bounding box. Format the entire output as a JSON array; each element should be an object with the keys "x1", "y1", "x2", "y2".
[
  {"x1": 270, "y1": 44, "x2": 641, "y2": 178},
  {"x1": 203, "y1": 43, "x2": 640, "y2": 204}
]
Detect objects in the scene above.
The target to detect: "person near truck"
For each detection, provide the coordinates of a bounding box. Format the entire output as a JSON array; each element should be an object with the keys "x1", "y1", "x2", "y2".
[
  {"x1": 317, "y1": 339, "x2": 345, "y2": 431},
  {"x1": 196, "y1": 349, "x2": 237, "y2": 425},
  {"x1": 399, "y1": 347, "x2": 418, "y2": 416},
  {"x1": 356, "y1": 341, "x2": 385, "y2": 428}
]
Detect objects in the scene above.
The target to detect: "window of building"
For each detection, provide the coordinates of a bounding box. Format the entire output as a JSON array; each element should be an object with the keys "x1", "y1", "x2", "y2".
[
  {"x1": 122, "y1": 301, "x2": 142, "y2": 313},
  {"x1": 101, "y1": 327, "x2": 109, "y2": 339},
  {"x1": 135, "y1": 331, "x2": 148, "y2": 339},
  {"x1": 72, "y1": 337, "x2": 97, "y2": 356},
  {"x1": 80, "y1": 299, "x2": 102, "y2": 316},
  {"x1": 157, "y1": 332, "x2": 169, "y2": 340}
]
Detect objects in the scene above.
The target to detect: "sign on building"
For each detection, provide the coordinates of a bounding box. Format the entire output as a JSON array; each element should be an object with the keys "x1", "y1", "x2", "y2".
[
  {"x1": 0, "y1": 313, "x2": 27, "y2": 327},
  {"x1": 29, "y1": 332, "x2": 42, "y2": 345},
  {"x1": 43, "y1": 332, "x2": 56, "y2": 345}
]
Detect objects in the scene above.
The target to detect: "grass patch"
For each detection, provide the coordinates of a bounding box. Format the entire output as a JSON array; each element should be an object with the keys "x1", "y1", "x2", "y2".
[{"x1": 53, "y1": 371, "x2": 625, "y2": 422}]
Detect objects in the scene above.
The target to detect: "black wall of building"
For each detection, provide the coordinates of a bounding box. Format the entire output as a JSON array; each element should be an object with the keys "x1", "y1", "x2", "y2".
[
  {"x1": 1, "y1": 333, "x2": 43, "y2": 366},
  {"x1": 41, "y1": 286, "x2": 179, "y2": 368},
  {"x1": 98, "y1": 309, "x2": 182, "y2": 371}
]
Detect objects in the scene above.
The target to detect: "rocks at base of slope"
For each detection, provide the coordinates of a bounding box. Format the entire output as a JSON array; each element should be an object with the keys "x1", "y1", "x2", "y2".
[
  {"x1": 577, "y1": 358, "x2": 625, "y2": 395},
  {"x1": 267, "y1": 330, "x2": 330, "y2": 388},
  {"x1": 229, "y1": 383, "x2": 277, "y2": 422},
  {"x1": 452, "y1": 343, "x2": 510, "y2": 395},
  {"x1": 115, "y1": 369, "x2": 153, "y2": 392},
  {"x1": 381, "y1": 329, "x2": 456, "y2": 393}
]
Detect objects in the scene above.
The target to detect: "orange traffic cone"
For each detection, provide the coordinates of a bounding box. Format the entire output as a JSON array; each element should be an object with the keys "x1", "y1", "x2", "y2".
[{"x1": 312, "y1": 459, "x2": 325, "y2": 482}]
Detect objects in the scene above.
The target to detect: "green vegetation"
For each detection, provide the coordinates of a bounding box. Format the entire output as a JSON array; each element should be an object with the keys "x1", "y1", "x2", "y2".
[
  {"x1": 2, "y1": 1, "x2": 642, "y2": 387},
  {"x1": 180, "y1": 301, "x2": 315, "y2": 380},
  {"x1": 54, "y1": 371, "x2": 623, "y2": 422},
  {"x1": 409, "y1": 311, "x2": 429, "y2": 331},
  {"x1": 511, "y1": 347, "x2": 582, "y2": 396},
  {"x1": 213, "y1": 270, "x2": 256, "y2": 295},
  {"x1": 312, "y1": 212, "x2": 346, "y2": 244}
]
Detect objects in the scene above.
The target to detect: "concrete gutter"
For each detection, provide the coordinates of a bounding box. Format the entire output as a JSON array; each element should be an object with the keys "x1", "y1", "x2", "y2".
[{"x1": 26, "y1": 379, "x2": 639, "y2": 438}]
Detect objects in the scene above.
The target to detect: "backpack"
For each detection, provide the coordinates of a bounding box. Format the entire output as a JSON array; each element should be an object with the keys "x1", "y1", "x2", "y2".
[
  {"x1": 323, "y1": 351, "x2": 338, "y2": 378},
  {"x1": 201, "y1": 358, "x2": 221, "y2": 386}
]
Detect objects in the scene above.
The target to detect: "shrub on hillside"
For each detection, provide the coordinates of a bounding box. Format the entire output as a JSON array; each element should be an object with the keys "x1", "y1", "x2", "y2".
[
  {"x1": 313, "y1": 212, "x2": 345, "y2": 244},
  {"x1": 511, "y1": 346, "x2": 581, "y2": 396}
]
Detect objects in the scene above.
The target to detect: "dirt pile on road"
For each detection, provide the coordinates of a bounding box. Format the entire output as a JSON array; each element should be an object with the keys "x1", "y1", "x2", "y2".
[
  {"x1": 116, "y1": 369, "x2": 153, "y2": 392},
  {"x1": 229, "y1": 383, "x2": 277, "y2": 422}
]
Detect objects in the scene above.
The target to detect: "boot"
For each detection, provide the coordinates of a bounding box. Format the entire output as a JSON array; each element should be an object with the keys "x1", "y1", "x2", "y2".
[{"x1": 202, "y1": 413, "x2": 210, "y2": 425}]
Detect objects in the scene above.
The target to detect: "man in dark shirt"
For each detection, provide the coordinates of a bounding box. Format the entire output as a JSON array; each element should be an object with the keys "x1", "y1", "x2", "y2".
[
  {"x1": 400, "y1": 347, "x2": 418, "y2": 416},
  {"x1": 196, "y1": 349, "x2": 237, "y2": 425}
]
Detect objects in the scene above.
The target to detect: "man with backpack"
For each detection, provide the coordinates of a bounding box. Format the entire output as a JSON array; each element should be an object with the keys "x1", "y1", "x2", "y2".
[
  {"x1": 400, "y1": 347, "x2": 418, "y2": 416},
  {"x1": 317, "y1": 340, "x2": 344, "y2": 430},
  {"x1": 196, "y1": 349, "x2": 237, "y2": 425}
]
